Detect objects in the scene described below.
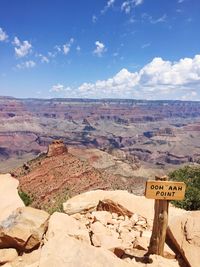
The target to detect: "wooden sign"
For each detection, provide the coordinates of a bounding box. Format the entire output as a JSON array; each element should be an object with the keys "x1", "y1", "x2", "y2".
[{"x1": 145, "y1": 180, "x2": 186, "y2": 200}]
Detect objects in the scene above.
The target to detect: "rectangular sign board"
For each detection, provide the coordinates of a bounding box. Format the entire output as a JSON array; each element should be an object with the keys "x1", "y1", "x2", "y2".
[{"x1": 145, "y1": 180, "x2": 186, "y2": 200}]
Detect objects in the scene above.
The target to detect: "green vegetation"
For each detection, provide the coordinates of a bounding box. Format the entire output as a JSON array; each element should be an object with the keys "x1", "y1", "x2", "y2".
[
  {"x1": 45, "y1": 189, "x2": 71, "y2": 215},
  {"x1": 169, "y1": 165, "x2": 200, "y2": 210},
  {"x1": 18, "y1": 190, "x2": 33, "y2": 206}
]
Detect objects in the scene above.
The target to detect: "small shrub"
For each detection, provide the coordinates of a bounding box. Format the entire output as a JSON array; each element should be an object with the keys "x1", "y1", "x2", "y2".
[
  {"x1": 18, "y1": 190, "x2": 33, "y2": 206},
  {"x1": 169, "y1": 165, "x2": 200, "y2": 210}
]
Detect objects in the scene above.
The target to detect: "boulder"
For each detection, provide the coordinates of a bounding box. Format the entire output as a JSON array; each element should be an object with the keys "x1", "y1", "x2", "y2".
[
  {"x1": 46, "y1": 212, "x2": 90, "y2": 244},
  {"x1": 0, "y1": 174, "x2": 24, "y2": 222},
  {"x1": 167, "y1": 211, "x2": 200, "y2": 267},
  {"x1": 63, "y1": 190, "x2": 186, "y2": 226},
  {"x1": 0, "y1": 207, "x2": 49, "y2": 251},
  {"x1": 39, "y1": 234, "x2": 140, "y2": 267},
  {"x1": 63, "y1": 190, "x2": 154, "y2": 222},
  {"x1": 0, "y1": 248, "x2": 18, "y2": 264}
]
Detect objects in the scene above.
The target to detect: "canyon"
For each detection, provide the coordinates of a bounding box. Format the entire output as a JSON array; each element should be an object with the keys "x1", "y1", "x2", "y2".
[{"x1": 1, "y1": 96, "x2": 200, "y2": 176}]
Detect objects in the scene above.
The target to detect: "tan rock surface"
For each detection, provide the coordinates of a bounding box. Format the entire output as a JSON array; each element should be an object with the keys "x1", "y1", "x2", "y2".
[
  {"x1": 46, "y1": 212, "x2": 90, "y2": 244},
  {"x1": 0, "y1": 174, "x2": 24, "y2": 223},
  {"x1": 63, "y1": 190, "x2": 154, "y2": 221},
  {"x1": 5, "y1": 249, "x2": 41, "y2": 267},
  {"x1": 0, "y1": 248, "x2": 18, "y2": 264},
  {"x1": 63, "y1": 190, "x2": 186, "y2": 226},
  {"x1": 0, "y1": 207, "x2": 49, "y2": 251},
  {"x1": 167, "y1": 211, "x2": 200, "y2": 267},
  {"x1": 92, "y1": 211, "x2": 112, "y2": 225},
  {"x1": 39, "y1": 234, "x2": 139, "y2": 267}
]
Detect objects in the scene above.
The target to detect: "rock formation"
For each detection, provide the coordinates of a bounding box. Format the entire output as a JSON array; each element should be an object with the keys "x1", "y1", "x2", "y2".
[
  {"x1": 167, "y1": 211, "x2": 200, "y2": 267},
  {"x1": 0, "y1": 174, "x2": 24, "y2": 222},
  {"x1": 1, "y1": 174, "x2": 198, "y2": 267},
  {"x1": 47, "y1": 140, "x2": 68, "y2": 157}
]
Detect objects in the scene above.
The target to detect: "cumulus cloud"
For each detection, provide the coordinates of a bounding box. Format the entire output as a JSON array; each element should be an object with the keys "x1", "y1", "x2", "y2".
[
  {"x1": 16, "y1": 60, "x2": 36, "y2": 69},
  {"x1": 0, "y1": 27, "x2": 8, "y2": 42},
  {"x1": 93, "y1": 41, "x2": 106, "y2": 57},
  {"x1": 50, "y1": 83, "x2": 72, "y2": 93},
  {"x1": 50, "y1": 54, "x2": 200, "y2": 100},
  {"x1": 121, "y1": 0, "x2": 144, "y2": 14},
  {"x1": 13, "y1": 37, "x2": 32, "y2": 58},
  {"x1": 50, "y1": 84, "x2": 65, "y2": 92}
]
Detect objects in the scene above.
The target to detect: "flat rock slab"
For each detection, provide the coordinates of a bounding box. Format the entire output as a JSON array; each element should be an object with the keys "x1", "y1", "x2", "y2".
[{"x1": 39, "y1": 234, "x2": 139, "y2": 267}]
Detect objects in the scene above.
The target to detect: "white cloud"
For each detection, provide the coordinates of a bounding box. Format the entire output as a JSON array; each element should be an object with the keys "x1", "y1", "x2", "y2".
[
  {"x1": 50, "y1": 84, "x2": 65, "y2": 92},
  {"x1": 16, "y1": 60, "x2": 36, "y2": 69},
  {"x1": 76, "y1": 46, "x2": 81, "y2": 52},
  {"x1": 121, "y1": 0, "x2": 144, "y2": 14},
  {"x1": 50, "y1": 83, "x2": 72, "y2": 93},
  {"x1": 37, "y1": 54, "x2": 49, "y2": 63},
  {"x1": 101, "y1": 0, "x2": 115, "y2": 14},
  {"x1": 142, "y1": 13, "x2": 167, "y2": 24},
  {"x1": 178, "y1": 0, "x2": 184, "y2": 3},
  {"x1": 50, "y1": 54, "x2": 200, "y2": 100},
  {"x1": 92, "y1": 15, "x2": 98, "y2": 23},
  {"x1": 181, "y1": 91, "x2": 197, "y2": 100},
  {"x1": 93, "y1": 41, "x2": 107, "y2": 57},
  {"x1": 0, "y1": 27, "x2": 8, "y2": 42},
  {"x1": 150, "y1": 14, "x2": 167, "y2": 24},
  {"x1": 141, "y1": 42, "x2": 151, "y2": 49},
  {"x1": 13, "y1": 37, "x2": 32, "y2": 58},
  {"x1": 63, "y1": 38, "x2": 74, "y2": 55}
]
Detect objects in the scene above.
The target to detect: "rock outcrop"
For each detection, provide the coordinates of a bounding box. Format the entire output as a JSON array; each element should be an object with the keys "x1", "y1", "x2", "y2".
[
  {"x1": 39, "y1": 234, "x2": 136, "y2": 267},
  {"x1": 47, "y1": 140, "x2": 68, "y2": 157},
  {"x1": 46, "y1": 212, "x2": 90, "y2": 244},
  {"x1": 0, "y1": 174, "x2": 24, "y2": 222},
  {"x1": 0, "y1": 175, "x2": 190, "y2": 267},
  {"x1": 167, "y1": 211, "x2": 200, "y2": 267},
  {"x1": 0, "y1": 207, "x2": 49, "y2": 251}
]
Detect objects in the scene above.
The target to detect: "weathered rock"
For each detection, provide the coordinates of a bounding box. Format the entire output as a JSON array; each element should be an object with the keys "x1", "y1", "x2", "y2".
[
  {"x1": 92, "y1": 211, "x2": 112, "y2": 225},
  {"x1": 0, "y1": 207, "x2": 49, "y2": 251},
  {"x1": 92, "y1": 234, "x2": 122, "y2": 250},
  {"x1": 90, "y1": 221, "x2": 111, "y2": 236},
  {"x1": 0, "y1": 174, "x2": 24, "y2": 223},
  {"x1": 63, "y1": 190, "x2": 154, "y2": 222},
  {"x1": 0, "y1": 248, "x2": 18, "y2": 264},
  {"x1": 7, "y1": 248, "x2": 41, "y2": 267},
  {"x1": 167, "y1": 211, "x2": 200, "y2": 267},
  {"x1": 39, "y1": 234, "x2": 139, "y2": 267},
  {"x1": 46, "y1": 212, "x2": 90, "y2": 244},
  {"x1": 63, "y1": 190, "x2": 186, "y2": 227},
  {"x1": 134, "y1": 236, "x2": 149, "y2": 251},
  {"x1": 97, "y1": 199, "x2": 133, "y2": 217},
  {"x1": 47, "y1": 140, "x2": 68, "y2": 157},
  {"x1": 148, "y1": 255, "x2": 180, "y2": 267}
]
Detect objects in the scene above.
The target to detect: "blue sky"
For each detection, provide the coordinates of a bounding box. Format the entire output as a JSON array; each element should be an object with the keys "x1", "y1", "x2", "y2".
[{"x1": 0, "y1": 0, "x2": 200, "y2": 100}]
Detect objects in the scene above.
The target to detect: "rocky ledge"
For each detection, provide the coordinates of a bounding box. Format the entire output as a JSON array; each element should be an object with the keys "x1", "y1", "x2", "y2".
[{"x1": 0, "y1": 174, "x2": 199, "y2": 267}]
